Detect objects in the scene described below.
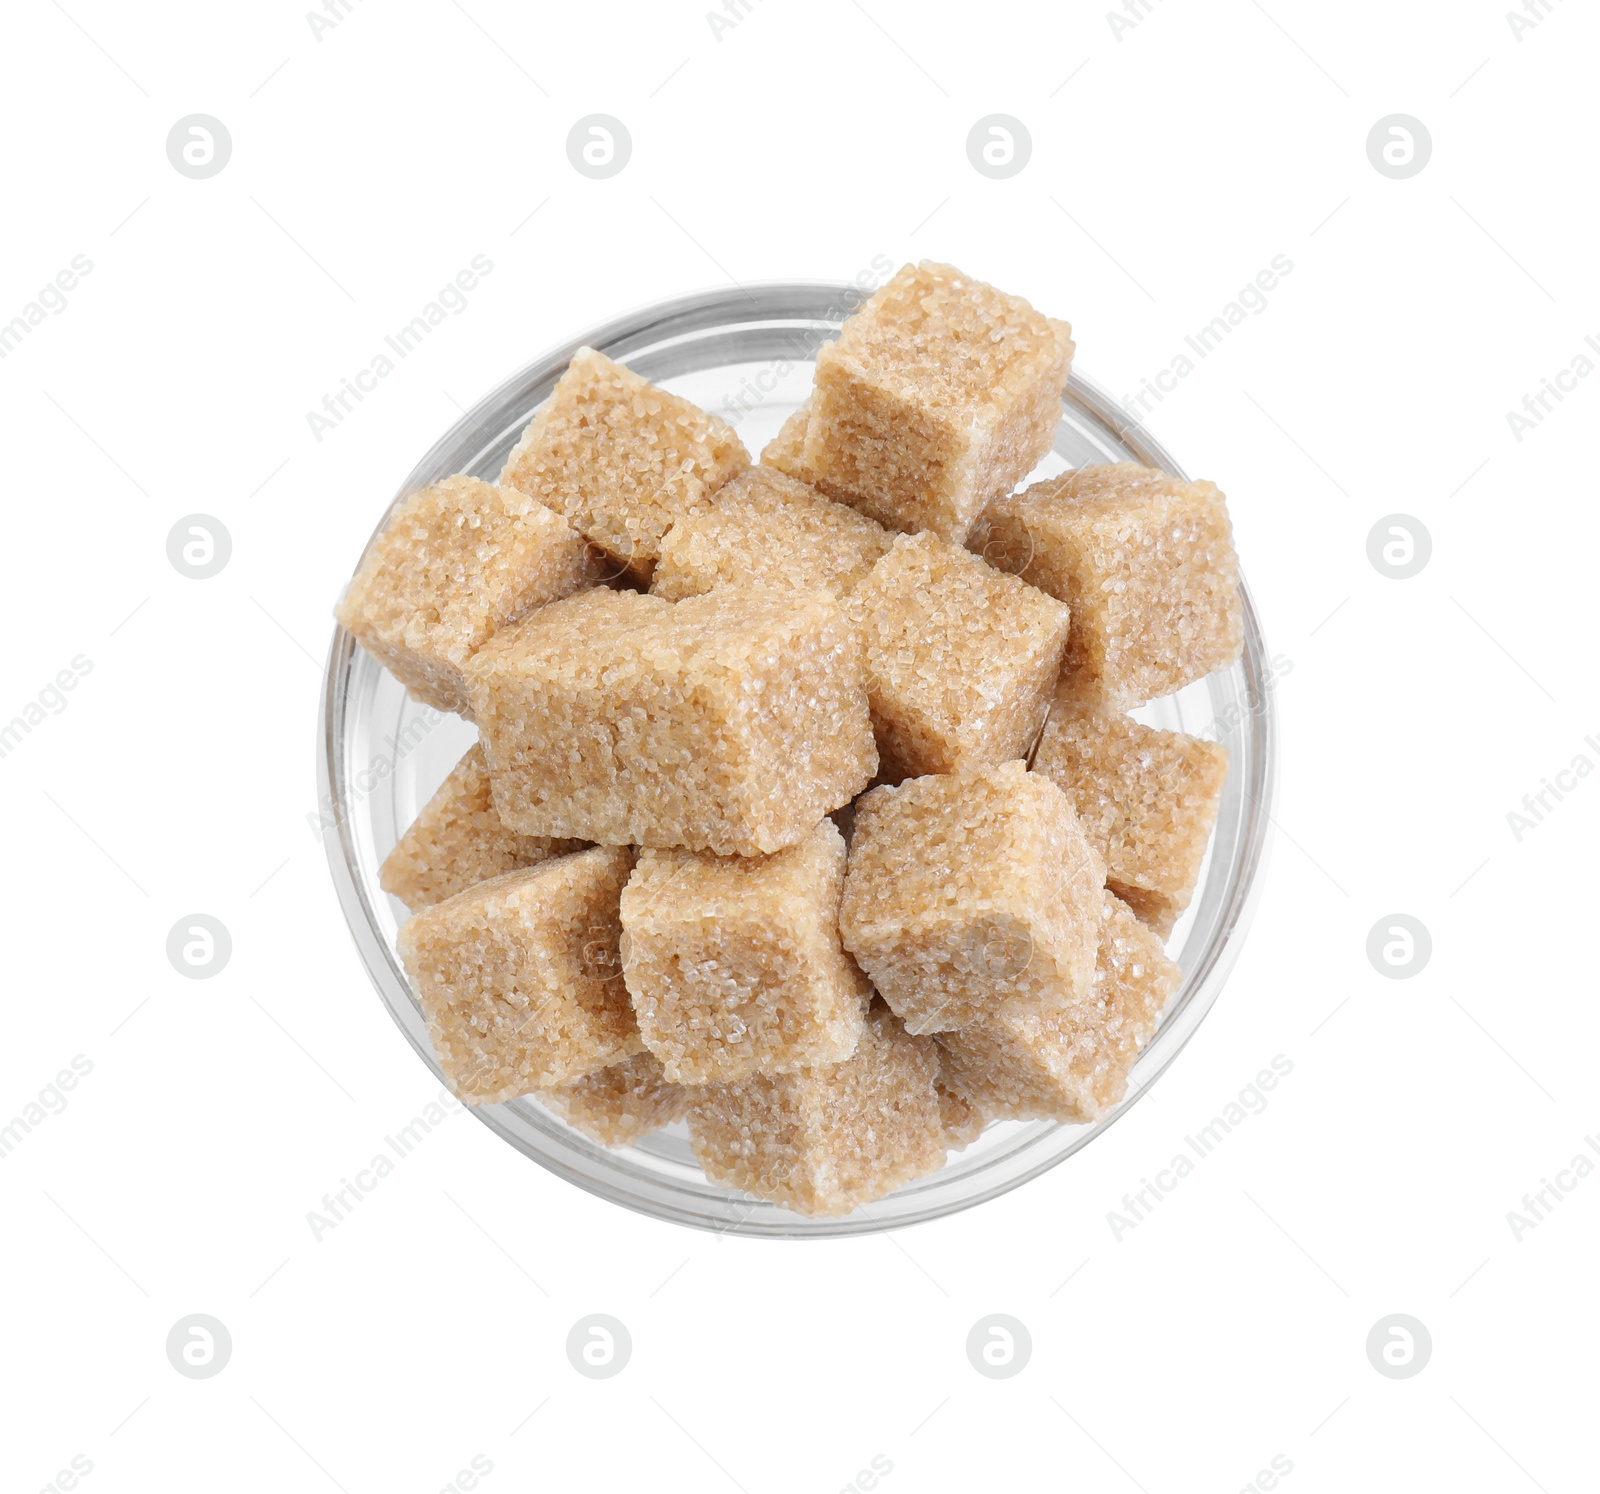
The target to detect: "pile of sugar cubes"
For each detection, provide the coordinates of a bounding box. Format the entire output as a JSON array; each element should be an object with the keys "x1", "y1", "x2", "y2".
[{"x1": 336, "y1": 261, "x2": 1243, "y2": 1218}]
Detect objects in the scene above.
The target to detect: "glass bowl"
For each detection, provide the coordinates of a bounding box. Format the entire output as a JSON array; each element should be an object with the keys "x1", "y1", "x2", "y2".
[{"x1": 317, "y1": 282, "x2": 1277, "y2": 1238}]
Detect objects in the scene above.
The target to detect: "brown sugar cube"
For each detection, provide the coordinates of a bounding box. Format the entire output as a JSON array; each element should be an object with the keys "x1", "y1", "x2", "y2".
[
  {"x1": 686, "y1": 1004, "x2": 947, "y2": 1217},
  {"x1": 1032, "y1": 696, "x2": 1228, "y2": 936},
  {"x1": 540, "y1": 1051, "x2": 693, "y2": 1147},
  {"x1": 396, "y1": 847, "x2": 641, "y2": 1103},
  {"x1": 800, "y1": 262, "x2": 1075, "y2": 542},
  {"x1": 465, "y1": 586, "x2": 876, "y2": 856},
  {"x1": 650, "y1": 466, "x2": 894, "y2": 602},
  {"x1": 936, "y1": 892, "x2": 1180, "y2": 1123},
  {"x1": 844, "y1": 531, "x2": 1072, "y2": 782},
  {"x1": 335, "y1": 475, "x2": 595, "y2": 714},
  {"x1": 838, "y1": 761, "x2": 1106, "y2": 1036},
  {"x1": 967, "y1": 462, "x2": 1242, "y2": 709},
  {"x1": 379, "y1": 744, "x2": 587, "y2": 912},
  {"x1": 619, "y1": 820, "x2": 869, "y2": 1084},
  {"x1": 498, "y1": 346, "x2": 748, "y2": 579}
]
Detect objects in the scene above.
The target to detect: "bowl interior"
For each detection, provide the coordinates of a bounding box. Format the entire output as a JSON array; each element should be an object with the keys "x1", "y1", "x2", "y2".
[{"x1": 319, "y1": 283, "x2": 1276, "y2": 1237}]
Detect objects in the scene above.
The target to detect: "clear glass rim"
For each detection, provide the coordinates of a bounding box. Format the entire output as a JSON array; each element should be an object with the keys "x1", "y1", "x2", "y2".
[{"x1": 317, "y1": 281, "x2": 1278, "y2": 1238}]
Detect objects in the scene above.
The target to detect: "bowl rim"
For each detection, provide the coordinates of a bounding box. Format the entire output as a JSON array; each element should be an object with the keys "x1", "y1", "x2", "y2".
[{"x1": 317, "y1": 279, "x2": 1278, "y2": 1237}]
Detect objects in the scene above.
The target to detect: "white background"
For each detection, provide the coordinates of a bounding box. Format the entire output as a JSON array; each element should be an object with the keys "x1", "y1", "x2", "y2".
[{"x1": 1, "y1": 1, "x2": 1594, "y2": 1490}]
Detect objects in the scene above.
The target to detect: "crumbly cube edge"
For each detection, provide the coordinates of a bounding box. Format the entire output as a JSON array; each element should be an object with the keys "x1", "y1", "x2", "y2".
[
  {"x1": 379, "y1": 743, "x2": 587, "y2": 912},
  {"x1": 540, "y1": 1050, "x2": 694, "y2": 1147},
  {"x1": 651, "y1": 465, "x2": 894, "y2": 602},
  {"x1": 686, "y1": 1005, "x2": 948, "y2": 1217}
]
